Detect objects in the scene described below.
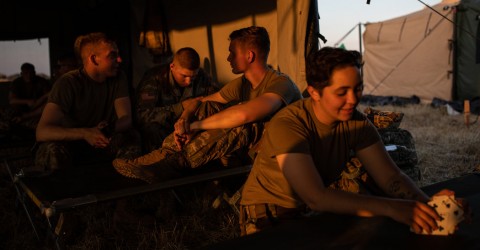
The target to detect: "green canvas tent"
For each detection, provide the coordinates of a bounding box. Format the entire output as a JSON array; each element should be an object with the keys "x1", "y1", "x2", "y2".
[{"x1": 363, "y1": 0, "x2": 480, "y2": 103}]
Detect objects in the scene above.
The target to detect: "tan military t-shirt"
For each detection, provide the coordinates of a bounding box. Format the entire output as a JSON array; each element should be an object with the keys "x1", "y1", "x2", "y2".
[
  {"x1": 219, "y1": 68, "x2": 301, "y2": 110},
  {"x1": 241, "y1": 98, "x2": 380, "y2": 208}
]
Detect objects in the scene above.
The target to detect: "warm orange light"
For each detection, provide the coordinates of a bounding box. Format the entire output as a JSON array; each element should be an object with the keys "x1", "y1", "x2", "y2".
[
  {"x1": 356, "y1": 210, "x2": 374, "y2": 217},
  {"x1": 139, "y1": 31, "x2": 166, "y2": 49}
]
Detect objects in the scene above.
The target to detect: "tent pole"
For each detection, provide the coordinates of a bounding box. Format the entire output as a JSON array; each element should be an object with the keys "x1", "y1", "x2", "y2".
[
  {"x1": 358, "y1": 23, "x2": 363, "y2": 54},
  {"x1": 333, "y1": 23, "x2": 358, "y2": 48}
]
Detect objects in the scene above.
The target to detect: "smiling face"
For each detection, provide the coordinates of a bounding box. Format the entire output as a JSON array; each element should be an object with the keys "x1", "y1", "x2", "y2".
[{"x1": 309, "y1": 65, "x2": 363, "y2": 125}]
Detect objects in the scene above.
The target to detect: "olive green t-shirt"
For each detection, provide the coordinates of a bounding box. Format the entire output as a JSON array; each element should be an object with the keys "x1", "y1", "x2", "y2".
[
  {"x1": 219, "y1": 69, "x2": 302, "y2": 116},
  {"x1": 48, "y1": 69, "x2": 129, "y2": 128},
  {"x1": 241, "y1": 98, "x2": 381, "y2": 208}
]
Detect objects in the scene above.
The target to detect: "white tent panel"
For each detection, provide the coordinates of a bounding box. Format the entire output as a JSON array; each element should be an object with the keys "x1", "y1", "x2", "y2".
[{"x1": 363, "y1": 2, "x2": 456, "y2": 103}]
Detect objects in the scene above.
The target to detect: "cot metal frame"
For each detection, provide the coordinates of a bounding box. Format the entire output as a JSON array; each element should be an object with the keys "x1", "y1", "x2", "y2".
[{"x1": 3, "y1": 157, "x2": 251, "y2": 250}]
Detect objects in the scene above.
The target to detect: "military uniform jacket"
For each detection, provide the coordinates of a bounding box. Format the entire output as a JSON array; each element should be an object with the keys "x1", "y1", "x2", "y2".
[{"x1": 135, "y1": 64, "x2": 218, "y2": 128}]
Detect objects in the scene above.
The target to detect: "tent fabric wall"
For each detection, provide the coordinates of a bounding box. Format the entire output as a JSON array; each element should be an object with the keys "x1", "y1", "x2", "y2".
[
  {"x1": 455, "y1": 0, "x2": 480, "y2": 100},
  {"x1": 0, "y1": 0, "x2": 316, "y2": 93},
  {"x1": 130, "y1": 0, "x2": 314, "y2": 91},
  {"x1": 362, "y1": 1, "x2": 457, "y2": 103},
  {"x1": 277, "y1": 0, "x2": 313, "y2": 92}
]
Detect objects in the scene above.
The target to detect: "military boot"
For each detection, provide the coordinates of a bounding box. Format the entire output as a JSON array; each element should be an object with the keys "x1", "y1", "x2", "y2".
[{"x1": 112, "y1": 148, "x2": 188, "y2": 183}]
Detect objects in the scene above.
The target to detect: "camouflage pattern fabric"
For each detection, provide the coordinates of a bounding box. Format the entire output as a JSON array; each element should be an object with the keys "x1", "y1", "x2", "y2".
[
  {"x1": 364, "y1": 106, "x2": 404, "y2": 129},
  {"x1": 34, "y1": 141, "x2": 73, "y2": 171},
  {"x1": 35, "y1": 128, "x2": 141, "y2": 171},
  {"x1": 380, "y1": 128, "x2": 420, "y2": 181},
  {"x1": 364, "y1": 107, "x2": 420, "y2": 181},
  {"x1": 160, "y1": 122, "x2": 260, "y2": 170},
  {"x1": 135, "y1": 66, "x2": 218, "y2": 152},
  {"x1": 327, "y1": 130, "x2": 420, "y2": 191},
  {"x1": 112, "y1": 101, "x2": 259, "y2": 183},
  {"x1": 239, "y1": 157, "x2": 382, "y2": 236},
  {"x1": 328, "y1": 157, "x2": 385, "y2": 195},
  {"x1": 239, "y1": 203, "x2": 307, "y2": 236},
  {"x1": 160, "y1": 101, "x2": 262, "y2": 169},
  {"x1": 379, "y1": 128, "x2": 416, "y2": 153}
]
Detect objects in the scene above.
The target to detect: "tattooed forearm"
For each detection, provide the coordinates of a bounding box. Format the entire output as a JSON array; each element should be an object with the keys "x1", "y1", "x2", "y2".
[{"x1": 387, "y1": 180, "x2": 419, "y2": 200}]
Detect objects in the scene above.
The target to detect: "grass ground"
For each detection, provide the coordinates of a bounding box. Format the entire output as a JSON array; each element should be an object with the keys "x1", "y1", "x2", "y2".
[{"x1": 1, "y1": 103, "x2": 479, "y2": 249}]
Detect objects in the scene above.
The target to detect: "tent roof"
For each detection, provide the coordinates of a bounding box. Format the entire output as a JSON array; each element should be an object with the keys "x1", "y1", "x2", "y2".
[{"x1": 362, "y1": 1, "x2": 458, "y2": 103}]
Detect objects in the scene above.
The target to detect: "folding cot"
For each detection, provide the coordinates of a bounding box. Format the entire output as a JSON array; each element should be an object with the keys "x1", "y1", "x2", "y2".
[{"x1": 3, "y1": 156, "x2": 251, "y2": 249}]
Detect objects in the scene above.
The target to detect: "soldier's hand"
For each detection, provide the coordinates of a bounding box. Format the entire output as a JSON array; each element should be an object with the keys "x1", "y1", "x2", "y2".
[
  {"x1": 174, "y1": 130, "x2": 197, "y2": 150},
  {"x1": 97, "y1": 120, "x2": 114, "y2": 138},
  {"x1": 174, "y1": 118, "x2": 190, "y2": 135},
  {"x1": 390, "y1": 199, "x2": 440, "y2": 234},
  {"x1": 174, "y1": 133, "x2": 188, "y2": 150},
  {"x1": 85, "y1": 127, "x2": 110, "y2": 148},
  {"x1": 181, "y1": 97, "x2": 202, "y2": 114}
]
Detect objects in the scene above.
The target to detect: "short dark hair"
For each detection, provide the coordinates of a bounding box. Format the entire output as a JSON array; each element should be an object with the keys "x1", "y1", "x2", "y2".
[
  {"x1": 306, "y1": 47, "x2": 362, "y2": 91},
  {"x1": 229, "y1": 26, "x2": 270, "y2": 61},
  {"x1": 175, "y1": 47, "x2": 200, "y2": 70},
  {"x1": 21, "y1": 62, "x2": 35, "y2": 72},
  {"x1": 74, "y1": 32, "x2": 116, "y2": 62}
]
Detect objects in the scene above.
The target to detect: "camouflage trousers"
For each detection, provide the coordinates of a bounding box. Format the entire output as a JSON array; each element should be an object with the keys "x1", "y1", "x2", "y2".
[
  {"x1": 239, "y1": 157, "x2": 383, "y2": 236},
  {"x1": 133, "y1": 101, "x2": 262, "y2": 184},
  {"x1": 164, "y1": 101, "x2": 262, "y2": 168},
  {"x1": 160, "y1": 121, "x2": 261, "y2": 170},
  {"x1": 35, "y1": 128, "x2": 142, "y2": 171},
  {"x1": 139, "y1": 101, "x2": 227, "y2": 153}
]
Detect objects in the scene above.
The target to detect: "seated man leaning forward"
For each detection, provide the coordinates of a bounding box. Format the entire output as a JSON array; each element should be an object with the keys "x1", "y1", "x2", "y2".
[
  {"x1": 113, "y1": 26, "x2": 302, "y2": 183},
  {"x1": 35, "y1": 32, "x2": 141, "y2": 171},
  {"x1": 135, "y1": 47, "x2": 218, "y2": 152},
  {"x1": 239, "y1": 47, "x2": 470, "y2": 236},
  {"x1": 1, "y1": 62, "x2": 51, "y2": 134}
]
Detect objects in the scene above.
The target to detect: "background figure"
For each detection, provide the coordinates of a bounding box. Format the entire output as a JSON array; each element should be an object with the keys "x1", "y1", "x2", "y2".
[
  {"x1": 51, "y1": 52, "x2": 79, "y2": 84},
  {"x1": 135, "y1": 47, "x2": 218, "y2": 152},
  {"x1": 0, "y1": 62, "x2": 51, "y2": 139},
  {"x1": 34, "y1": 32, "x2": 141, "y2": 171}
]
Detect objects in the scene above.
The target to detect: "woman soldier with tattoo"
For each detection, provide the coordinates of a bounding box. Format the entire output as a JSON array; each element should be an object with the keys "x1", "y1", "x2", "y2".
[{"x1": 239, "y1": 47, "x2": 469, "y2": 236}]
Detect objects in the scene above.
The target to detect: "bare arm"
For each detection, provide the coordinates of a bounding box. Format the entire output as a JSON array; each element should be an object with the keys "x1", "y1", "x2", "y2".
[
  {"x1": 277, "y1": 152, "x2": 440, "y2": 234},
  {"x1": 190, "y1": 92, "x2": 283, "y2": 130},
  {"x1": 200, "y1": 91, "x2": 228, "y2": 103},
  {"x1": 36, "y1": 103, "x2": 109, "y2": 147},
  {"x1": 177, "y1": 92, "x2": 227, "y2": 121},
  {"x1": 113, "y1": 96, "x2": 133, "y2": 132},
  {"x1": 173, "y1": 91, "x2": 228, "y2": 149},
  {"x1": 13, "y1": 93, "x2": 50, "y2": 122},
  {"x1": 13, "y1": 104, "x2": 45, "y2": 122},
  {"x1": 173, "y1": 92, "x2": 283, "y2": 149},
  {"x1": 8, "y1": 92, "x2": 35, "y2": 107},
  {"x1": 357, "y1": 141, "x2": 430, "y2": 202}
]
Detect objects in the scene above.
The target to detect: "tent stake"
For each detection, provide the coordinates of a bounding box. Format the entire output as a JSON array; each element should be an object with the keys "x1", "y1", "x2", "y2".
[{"x1": 464, "y1": 100, "x2": 470, "y2": 128}]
